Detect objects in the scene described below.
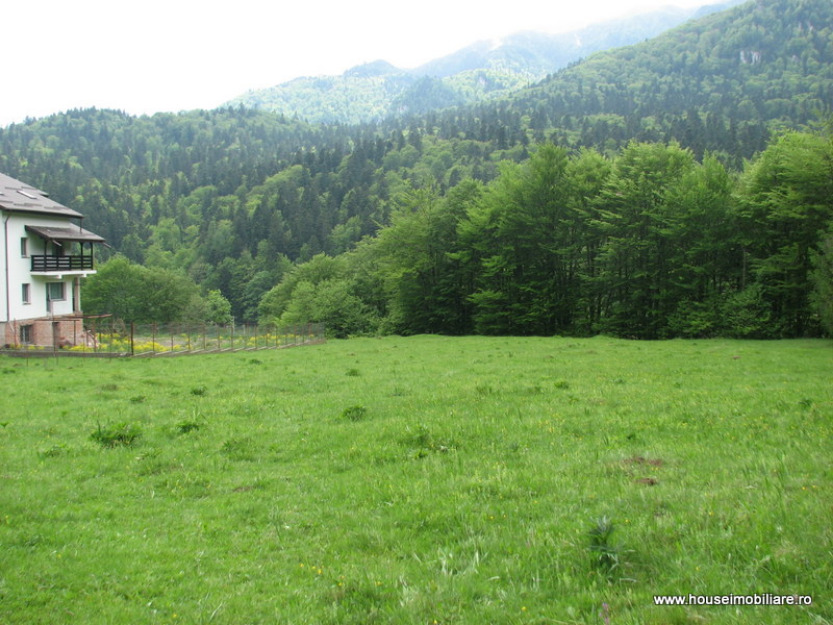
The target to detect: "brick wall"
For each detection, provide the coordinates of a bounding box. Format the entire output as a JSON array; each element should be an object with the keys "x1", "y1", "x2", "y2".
[{"x1": 2, "y1": 316, "x2": 86, "y2": 348}]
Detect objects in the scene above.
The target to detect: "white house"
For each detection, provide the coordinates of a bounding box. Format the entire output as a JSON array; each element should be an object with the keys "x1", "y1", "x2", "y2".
[{"x1": 0, "y1": 172, "x2": 105, "y2": 348}]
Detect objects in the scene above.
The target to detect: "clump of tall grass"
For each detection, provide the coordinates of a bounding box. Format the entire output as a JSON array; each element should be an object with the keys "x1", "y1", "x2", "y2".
[
  {"x1": 342, "y1": 405, "x2": 368, "y2": 422},
  {"x1": 588, "y1": 516, "x2": 619, "y2": 577},
  {"x1": 220, "y1": 437, "x2": 255, "y2": 461},
  {"x1": 401, "y1": 424, "x2": 456, "y2": 457},
  {"x1": 176, "y1": 419, "x2": 202, "y2": 434},
  {"x1": 91, "y1": 422, "x2": 142, "y2": 448}
]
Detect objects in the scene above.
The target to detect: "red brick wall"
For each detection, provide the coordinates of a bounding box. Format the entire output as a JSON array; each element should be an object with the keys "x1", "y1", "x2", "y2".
[{"x1": 2, "y1": 316, "x2": 86, "y2": 348}]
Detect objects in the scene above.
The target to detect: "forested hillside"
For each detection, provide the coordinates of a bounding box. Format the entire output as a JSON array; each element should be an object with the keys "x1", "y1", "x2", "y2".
[
  {"x1": 225, "y1": 2, "x2": 741, "y2": 124},
  {"x1": 437, "y1": 0, "x2": 833, "y2": 166},
  {"x1": 1, "y1": 0, "x2": 831, "y2": 337}
]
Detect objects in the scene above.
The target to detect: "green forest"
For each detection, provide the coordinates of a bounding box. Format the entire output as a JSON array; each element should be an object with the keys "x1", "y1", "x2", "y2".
[{"x1": 1, "y1": 0, "x2": 832, "y2": 338}]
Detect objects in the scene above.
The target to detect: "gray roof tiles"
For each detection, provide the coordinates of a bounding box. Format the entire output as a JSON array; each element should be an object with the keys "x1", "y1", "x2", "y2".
[{"x1": 0, "y1": 172, "x2": 84, "y2": 218}]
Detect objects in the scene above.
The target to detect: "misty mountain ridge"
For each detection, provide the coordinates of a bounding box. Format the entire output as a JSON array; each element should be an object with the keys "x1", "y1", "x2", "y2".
[{"x1": 225, "y1": 0, "x2": 745, "y2": 124}]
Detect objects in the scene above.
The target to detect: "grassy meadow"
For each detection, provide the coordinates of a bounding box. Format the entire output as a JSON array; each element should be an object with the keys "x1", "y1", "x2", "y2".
[{"x1": 0, "y1": 336, "x2": 830, "y2": 624}]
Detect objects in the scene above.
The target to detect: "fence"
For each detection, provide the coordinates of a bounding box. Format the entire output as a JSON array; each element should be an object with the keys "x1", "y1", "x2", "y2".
[{"x1": 2, "y1": 320, "x2": 325, "y2": 357}]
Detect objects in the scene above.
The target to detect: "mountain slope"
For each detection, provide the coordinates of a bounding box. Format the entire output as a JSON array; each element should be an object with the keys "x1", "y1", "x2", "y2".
[
  {"x1": 225, "y1": 1, "x2": 742, "y2": 124},
  {"x1": 427, "y1": 0, "x2": 833, "y2": 163}
]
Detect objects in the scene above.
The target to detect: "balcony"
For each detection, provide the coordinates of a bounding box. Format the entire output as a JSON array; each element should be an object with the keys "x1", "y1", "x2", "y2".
[{"x1": 30, "y1": 255, "x2": 95, "y2": 275}]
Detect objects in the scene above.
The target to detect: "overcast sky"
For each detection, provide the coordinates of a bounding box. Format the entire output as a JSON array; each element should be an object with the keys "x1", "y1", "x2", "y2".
[{"x1": 4, "y1": 0, "x2": 715, "y2": 127}]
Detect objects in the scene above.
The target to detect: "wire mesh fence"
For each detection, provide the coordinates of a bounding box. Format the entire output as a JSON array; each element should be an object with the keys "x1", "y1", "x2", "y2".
[{"x1": 2, "y1": 319, "x2": 325, "y2": 357}]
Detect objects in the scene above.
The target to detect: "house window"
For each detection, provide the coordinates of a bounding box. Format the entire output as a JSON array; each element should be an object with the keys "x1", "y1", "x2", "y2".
[
  {"x1": 20, "y1": 237, "x2": 28, "y2": 257},
  {"x1": 47, "y1": 282, "x2": 65, "y2": 301},
  {"x1": 22, "y1": 283, "x2": 31, "y2": 304},
  {"x1": 20, "y1": 324, "x2": 33, "y2": 344}
]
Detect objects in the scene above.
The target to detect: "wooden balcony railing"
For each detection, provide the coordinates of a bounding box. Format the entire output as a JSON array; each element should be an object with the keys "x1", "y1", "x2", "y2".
[{"x1": 30, "y1": 255, "x2": 94, "y2": 272}]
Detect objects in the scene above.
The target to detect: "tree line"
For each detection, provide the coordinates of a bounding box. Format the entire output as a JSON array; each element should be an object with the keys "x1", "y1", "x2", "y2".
[
  {"x1": 84, "y1": 127, "x2": 832, "y2": 339},
  {"x1": 251, "y1": 129, "x2": 833, "y2": 339}
]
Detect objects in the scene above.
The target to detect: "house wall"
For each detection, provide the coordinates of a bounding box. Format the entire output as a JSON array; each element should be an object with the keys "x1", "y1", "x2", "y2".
[
  {"x1": 2, "y1": 212, "x2": 87, "y2": 343},
  {"x1": 0, "y1": 213, "x2": 6, "y2": 324}
]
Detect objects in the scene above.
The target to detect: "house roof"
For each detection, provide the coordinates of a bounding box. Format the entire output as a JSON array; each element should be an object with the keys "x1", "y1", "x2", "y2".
[
  {"x1": 0, "y1": 172, "x2": 84, "y2": 218},
  {"x1": 25, "y1": 225, "x2": 106, "y2": 243}
]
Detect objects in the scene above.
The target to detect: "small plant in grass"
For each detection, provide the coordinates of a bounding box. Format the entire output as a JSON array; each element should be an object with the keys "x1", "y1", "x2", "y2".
[
  {"x1": 342, "y1": 405, "x2": 367, "y2": 422},
  {"x1": 588, "y1": 516, "x2": 619, "y2": 577},
  {"x1": 39, "y1": 443, "x2": 68, "y2": 458},
  {"x1": 176, "y1": 419, "x2": 202, "y2": 434},
  {"x1": 345, "y1": 368, "x2": 361, "y2": 377},
  {"x1": 411, "y1": 424, "x2": 434, "y2": 449},
  {"x1": 91, "y1": 422, "x2": 142, "y2": 448},
  {"x1": 134, "y1": 448, "x2": 160, "y2": 461},
  {"x1": 401, "y1": 424, "x2": 456, "y2": 457},
  {"x1": 475, "y1": 382, "x2": 493, "y2": 396},
  {"x1": 190, "y1": 385, "x2": 208, "y2": 396},
  {"x1": 220, "y1": 437, "x2": 255, "y2": 461}
]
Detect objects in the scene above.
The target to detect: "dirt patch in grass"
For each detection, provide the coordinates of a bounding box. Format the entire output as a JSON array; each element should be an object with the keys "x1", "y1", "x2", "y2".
[
  {"x1": 622, "y1": 456, "x2": 664, "y2": 485},
  {"x1": 624, "y1": 455, "x2": 665, "y2": 467}
]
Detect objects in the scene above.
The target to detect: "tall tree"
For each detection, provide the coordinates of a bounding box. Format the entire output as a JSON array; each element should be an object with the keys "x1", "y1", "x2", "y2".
[
  {"x1": 594, "y1": 141, "x2": 695, "y2": 338},
  {"x1": 371, "y1": 183, "x2": 477, "y2": 334},
  {"x1": 737, "y1": 131, "x2": 833, "y2": 336},
  {"x1": 463, "y1": 144, "x2": 587, "y2": 335},
  {"x1": 810, "y1": 231, "x2": 833, "y2": 336}
]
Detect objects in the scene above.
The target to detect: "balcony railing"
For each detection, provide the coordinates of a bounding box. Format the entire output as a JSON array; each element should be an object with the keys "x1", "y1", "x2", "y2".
[{"x1": 30, "y1": 255, "x2": 94, "y2": 272}]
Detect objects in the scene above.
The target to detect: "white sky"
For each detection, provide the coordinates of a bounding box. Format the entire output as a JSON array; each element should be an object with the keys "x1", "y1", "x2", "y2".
[{"x1": 3, "y1": 0, "x2": 714, "y2": 127}]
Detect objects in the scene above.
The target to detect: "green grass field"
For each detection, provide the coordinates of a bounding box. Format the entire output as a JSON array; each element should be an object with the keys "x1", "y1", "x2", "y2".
[{"x1": 1, "y1": 336, "x2": 830, "y2": 624}]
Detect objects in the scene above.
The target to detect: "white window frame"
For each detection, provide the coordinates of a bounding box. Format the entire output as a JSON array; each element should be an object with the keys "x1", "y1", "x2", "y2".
[{"x1": 22, "y1": 283, "x2": 31, "y2": 305}]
